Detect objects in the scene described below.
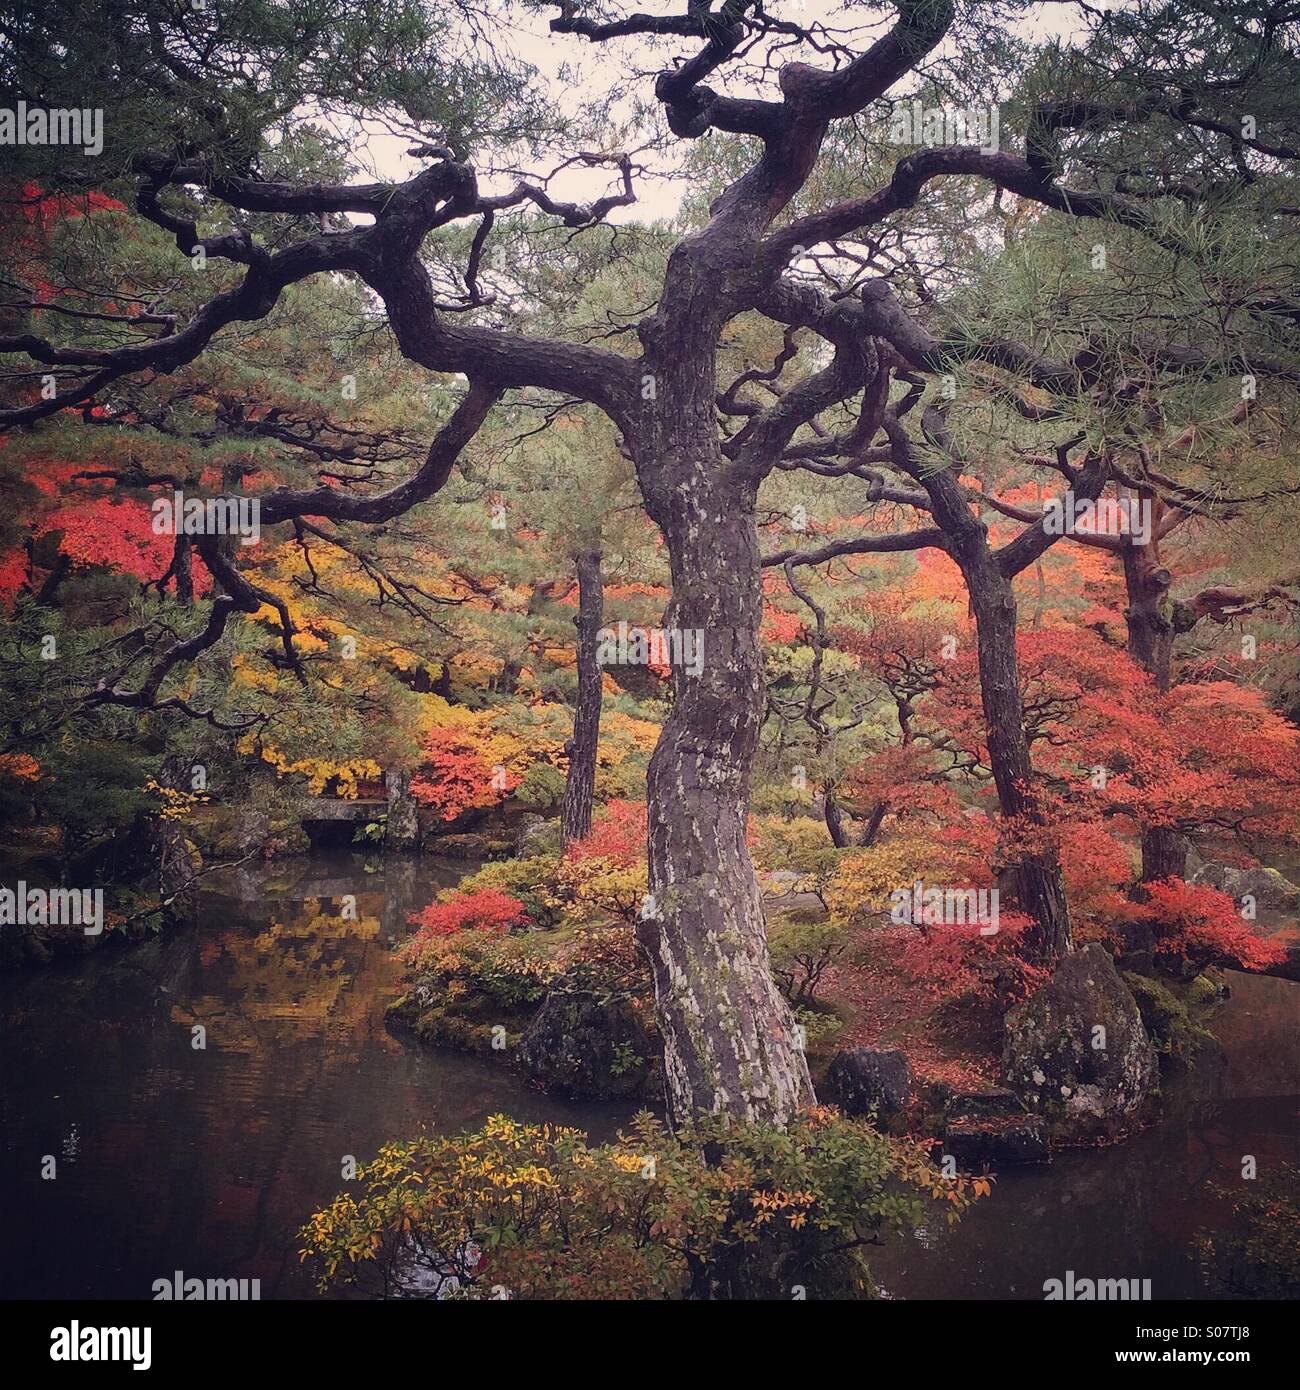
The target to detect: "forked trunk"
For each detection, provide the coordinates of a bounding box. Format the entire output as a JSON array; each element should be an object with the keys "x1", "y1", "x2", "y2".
[
  {"x1": 823, "y1": 788, "x2": 887, "y2": 849},
  {"x1": 901, "y1": 409, "x2": 1073, "y2": 963}
]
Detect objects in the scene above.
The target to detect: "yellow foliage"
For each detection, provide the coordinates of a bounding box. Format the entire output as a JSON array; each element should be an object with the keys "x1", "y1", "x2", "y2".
[
  {"x1": 235, "y1": 737, "x2": 382, "y2": 796},
  {"x1": 825, "y1": 835, "x2": 942, "y2": 927},
  {"x1": 144, "y1": 778, "x2": 209, "y2": 820},
  {"x1": 561, "y1": 857, "x2": 649, "y2": 924}
]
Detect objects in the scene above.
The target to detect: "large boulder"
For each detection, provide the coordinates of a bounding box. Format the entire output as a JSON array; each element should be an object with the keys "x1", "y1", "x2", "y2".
[
  {"x1": 827, "y1": 1046, "x2": 912, "y2": 1120},
  {"x1": 233, "y1": 808, "x2": 272, "y2": 856},
  {"x1": 518, "y1": 986, "x2": 658, "y2": 1100},
  {"x1": 1190, "y1": 860, "x2": 1300, "y2": 911},
  {"x1": 1002, "y1": 944, "x2": 1158, "y2": 1138}
]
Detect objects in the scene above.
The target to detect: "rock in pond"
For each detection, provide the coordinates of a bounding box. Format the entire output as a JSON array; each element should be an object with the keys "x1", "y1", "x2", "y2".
[
  {"x1": 384, "y1": 770, "x2": 420, "y2": 852},
  {"x1": 1002, "y1": 943, "x2": 1158, "y2": 1139},
  {"x1": 1190, "y1": 859, "x2": 1300, "y2": 911},
  {"x1": 943, "y1": 1087, "x2": 1049, "y2": 1166},
  {"x1": 424, "y1": 832, "x2": 503, "y2": 861},
  {"x1": 518, "y1": 986, "x2": 658, "y2": 1100}
]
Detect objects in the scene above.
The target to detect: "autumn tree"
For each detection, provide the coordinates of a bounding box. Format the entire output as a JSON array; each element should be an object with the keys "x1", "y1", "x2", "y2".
[{"x1": 4, "y1": 0, "x2": 1300, "y2": 1125}]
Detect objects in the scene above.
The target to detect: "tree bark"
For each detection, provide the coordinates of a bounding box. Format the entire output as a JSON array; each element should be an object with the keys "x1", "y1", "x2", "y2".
[
  {"x1": 857, "y1": 801, "x2": 888, "y2": 848},
  {"x1": 963, "y1": 556, "x2": 1073, "y2": 962},
  {"x1": 633, "y1": 365, "x2": 813, "y2": 1125},
  {"x1": 822, "y1": 786, "x2": 849, "y2": 848},
  {"x1": 561, "y1": 549, "x2": 604, "y2": 844},
  {"x1": 1122, "y1": 527, "x2": 1174, "y2": 693},
  {"x1": 1120, "y1": 499, "x2": 1189, "y2": 882},
  {"x1": 173, "y1": 535, "x2": 194, "y2": 606},
  {"x1": 892, "y1": 409, "x2": 1073, "y2": 964},
  {"x1": 823, "y1": 787, "x2": 887, "y2": 849},
  {"x1": 1139, "y1": 824, "x2": 1190, "y2": 884}
]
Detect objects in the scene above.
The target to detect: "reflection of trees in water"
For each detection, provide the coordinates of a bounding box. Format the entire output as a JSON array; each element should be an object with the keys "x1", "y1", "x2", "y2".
[
  {"x1": 145, "y1": 898, "x2": 401, "y2": 1289},
  {"x1": 0, "y1": 859, "x2": 627, "y2": 1298},
  {"x1": 171, "y1": 899, "x2": 388, "y2": 1054},
  {"x1": 1213, "y1": 973, "x2": 1300, "y2": 1097}
]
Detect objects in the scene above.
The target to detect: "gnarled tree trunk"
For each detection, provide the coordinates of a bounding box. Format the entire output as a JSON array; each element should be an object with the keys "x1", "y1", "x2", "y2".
[
  {"x1": 893, "y1": 408, "x2": 1074, "y2": 964},
  {"x1": 633, "y1": 366, "x2": 813, "y2": 1125},
  {"x1": 561, "y1": 549, "x2": 604, "y2": 844},
  {"x1": 1122, "y1": 526, "x2": 1174, "y2": 693}
]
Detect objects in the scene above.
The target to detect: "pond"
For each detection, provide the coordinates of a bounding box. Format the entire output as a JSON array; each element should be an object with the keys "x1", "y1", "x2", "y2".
[{"x1": 1, "y1": 852, "x2": 1295, "y2": 1299}]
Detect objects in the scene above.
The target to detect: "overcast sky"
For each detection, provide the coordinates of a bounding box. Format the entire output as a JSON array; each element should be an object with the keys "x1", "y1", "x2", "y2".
[{"x1": 335, "y1": 1, "x2": 1094, "y2": 224}]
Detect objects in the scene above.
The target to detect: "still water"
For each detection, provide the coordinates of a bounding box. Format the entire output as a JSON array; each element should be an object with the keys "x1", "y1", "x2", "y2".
[{"x1": 1, "y1": 853, "x2": 1296, "y2": 1300}]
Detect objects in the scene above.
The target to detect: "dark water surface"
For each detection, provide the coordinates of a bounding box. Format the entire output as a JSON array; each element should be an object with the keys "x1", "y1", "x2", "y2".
[
  {"x1": 1, "y1": 853, "x2": 1296, "y2": 1300},
  {"x1": 0, "y1": 854, "x2": 636, "y2": 1300}
]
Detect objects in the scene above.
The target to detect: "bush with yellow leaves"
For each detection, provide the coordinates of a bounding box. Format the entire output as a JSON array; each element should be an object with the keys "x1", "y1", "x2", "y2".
[
  {"x1": 750, "y1": 813, "x2": 842, "y2": 905},
  {"x1": 824, "y1": 833, "x2": 943, "y2": 928},
  {"x1": 561, "y1": 854, "x2": 648, "y2": 925},
  {"x1": 301, "y1": 1108, "x2": 982, "y2": 1300}
]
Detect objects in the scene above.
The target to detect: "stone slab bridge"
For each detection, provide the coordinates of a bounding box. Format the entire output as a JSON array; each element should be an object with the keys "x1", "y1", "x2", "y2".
[{"x1": 299, "y1": 797, "x2": 388, "y2": 849}]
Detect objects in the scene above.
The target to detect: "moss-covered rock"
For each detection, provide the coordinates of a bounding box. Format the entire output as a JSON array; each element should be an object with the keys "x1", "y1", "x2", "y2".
[
  {"x1": 826, "y1": 1046, "x2": 912, "y2": 1120},
  {"x1": 517, "y1": 985, "x2": 659, "y2": 1100},
  {"x1": 385, "y1": 987, "x2": 530, "y2": 1055},
  {"x1": 1123, "y1": 972, "x2": 1210, "y2": 1059},
  {"x1": 1003, "y1": 944, "x2": 1158, "y2": 1140},
  {"x1": 424, "y1": 832, "x2": 511, "y2": 860},
  {"x1": 1191, "y1": 860, "x2": 1300, "y2": 911}
]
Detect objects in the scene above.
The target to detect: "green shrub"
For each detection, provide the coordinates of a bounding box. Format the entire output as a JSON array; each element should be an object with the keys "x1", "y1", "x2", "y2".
[
  {"x1": 1185, "y1": 972, "x2": 1226, "y2": 1009},
  {"x1": 793, "y1": 1006, "x2": 846, "y2": 1051},
  {"x1": 515, "y1": 763, "x2": 566, "y2": 810},
  {"x1": 403, "y1": 929, "x2": 559, "y2": 1018},
  {"x1": 301, "y1": 1108, "x2": 981, "y2": 1300},
  {"x1": 750, "y1": 813, "x2": 841, "y2": 902}
]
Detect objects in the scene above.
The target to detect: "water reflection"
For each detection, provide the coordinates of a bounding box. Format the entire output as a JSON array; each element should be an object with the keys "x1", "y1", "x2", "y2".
[
  {"x1": 0, "y1": 853, "x2": 1295, "y2": 1300},
  {"x1": 872, "y1": 973, "x2": 1299, "y2": 1300},
  {"x1": 0, "y1": 853, "x2": 636, "y2": 1300}
]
